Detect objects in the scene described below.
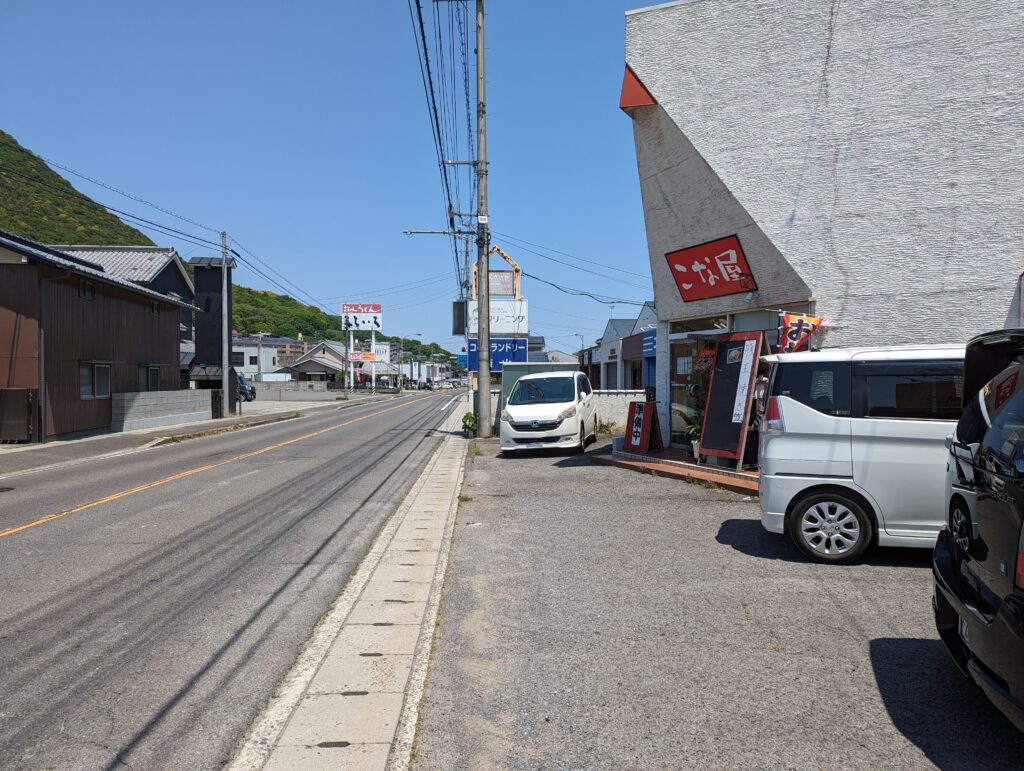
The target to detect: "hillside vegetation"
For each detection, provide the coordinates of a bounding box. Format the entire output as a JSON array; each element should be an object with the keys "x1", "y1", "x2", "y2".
[
  {"x1": 0, "y1": 130, "x2": 153, "y2": 245},
  {"x1": 0, "y1": 129, "x2": 455, "y2": 360}
]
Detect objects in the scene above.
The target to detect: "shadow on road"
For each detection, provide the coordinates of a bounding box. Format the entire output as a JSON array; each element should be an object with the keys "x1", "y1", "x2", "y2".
[
  {"x1": 870, "y1": 637, "x2": 1024, "y2": 766},
  {"x1": 715, "y1": 518, "x2": 934, "y2": 568}
]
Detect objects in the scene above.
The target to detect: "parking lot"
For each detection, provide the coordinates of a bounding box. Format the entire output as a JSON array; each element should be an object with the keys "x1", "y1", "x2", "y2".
[{"x1": 412, "y1": 439, "x2": 1024, "y2": 768}]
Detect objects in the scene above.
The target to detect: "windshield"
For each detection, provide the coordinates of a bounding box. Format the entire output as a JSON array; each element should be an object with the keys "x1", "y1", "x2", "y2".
[{"x1": 508, "y1": 377, "x2": 575, "y2": 405}]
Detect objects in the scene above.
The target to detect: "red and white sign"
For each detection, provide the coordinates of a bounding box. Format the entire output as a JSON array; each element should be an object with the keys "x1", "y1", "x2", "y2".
[
  {"x1": 348, "y1": 351, "x2": 376, "y2": 362},
  {"x1": 341, "y1": 303, "x2": 383, "y2": 331},
  {"x1": 664, "y1": 235, "x2": 756, "y2": 303},
  {"x1": 622, "y1": 401, "x2": 664, "y2": 454}
]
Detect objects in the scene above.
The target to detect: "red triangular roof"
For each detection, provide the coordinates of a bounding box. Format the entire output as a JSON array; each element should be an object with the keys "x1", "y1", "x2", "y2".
[{"x1": 619, "y1": 65, "x2": 656, "y2": 110}]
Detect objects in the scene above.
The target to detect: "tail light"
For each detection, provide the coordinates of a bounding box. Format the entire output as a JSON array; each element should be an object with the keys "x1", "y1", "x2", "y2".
[{"x1": 764, "y1": 396, "x2": 785, "y2": 433}]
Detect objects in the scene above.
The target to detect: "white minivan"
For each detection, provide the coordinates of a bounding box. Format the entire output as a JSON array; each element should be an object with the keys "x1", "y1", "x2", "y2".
[
  {"x1": 759, "y1": 344, "x2": 965, "y2": 563},
  {"x1": 499, "y1": 371, "x2": 597, "y2": 454}
]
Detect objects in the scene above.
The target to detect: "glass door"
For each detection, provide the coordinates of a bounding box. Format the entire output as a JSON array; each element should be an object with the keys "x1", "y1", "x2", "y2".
[{"x1": 669, "y1": 338, "x2": 715, "y2": 447}]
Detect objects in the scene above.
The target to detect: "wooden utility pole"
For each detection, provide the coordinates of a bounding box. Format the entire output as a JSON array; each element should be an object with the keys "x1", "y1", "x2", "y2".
[
  {"x1": 221, "y1": 231, "x2": 231, "y2": 415},
  {"x1": 475, "y1": 0, "x2": 492, "y2": 437}
]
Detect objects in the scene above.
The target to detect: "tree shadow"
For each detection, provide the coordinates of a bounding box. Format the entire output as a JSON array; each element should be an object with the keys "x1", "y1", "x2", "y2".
[
  {"x1": 870, "y1": 637, "x2": 1024, "y2": 767},
  {"x1": 715, "y1": 518, "x2": 934, "y2": 567}
]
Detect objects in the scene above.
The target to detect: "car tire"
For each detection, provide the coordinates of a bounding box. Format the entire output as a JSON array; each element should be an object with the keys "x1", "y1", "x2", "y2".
[
  {"x1": 787, "y1": 491, "x2": 873, "y2": 564},
  {"x1": 575, "y1": 424, "x2": 587, "y2": 454},
  {"x1": 949, "y1": 496, "x2": 972, "y2": 564}
]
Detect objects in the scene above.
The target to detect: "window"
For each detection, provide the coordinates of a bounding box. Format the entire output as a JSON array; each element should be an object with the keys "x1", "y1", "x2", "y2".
[
  {"x1": 80, "y1": 363, "x2": 110, "y2": 399},
  {"x1": 230, "y1": 351, "x2": 244, "y2": 367},
  {"x1": 853, "y1": 360, "x2": 963, "y2": 420},
  {"x1": 771, "y1": 362, "x2": 852, "y2": 416},
  {"x1": 249, "y1": 356, "x2": 258, "y2": 366},
  {"x1": 78, "y1": 280, "x2": 95, "y2": 300},
  {"x1": 980, "y1": 386, "x2": 1024, "y2": 476},
  {"x1": 508, "y1": 377, "x2": 576, "y2": 405}
]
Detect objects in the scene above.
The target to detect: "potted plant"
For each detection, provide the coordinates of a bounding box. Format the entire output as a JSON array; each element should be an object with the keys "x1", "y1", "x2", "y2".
[
  {"x1": 686, "y1": 414, "x2": 704, "y2": 461},
  {"x1": 462, "y1": 411, "x2": 478, "y2": 438}
]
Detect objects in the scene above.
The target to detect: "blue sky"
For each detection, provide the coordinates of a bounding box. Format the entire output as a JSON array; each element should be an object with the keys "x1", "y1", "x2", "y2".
[{"x1": 6, "y1": 0, "x2": 653, "y2": 352}]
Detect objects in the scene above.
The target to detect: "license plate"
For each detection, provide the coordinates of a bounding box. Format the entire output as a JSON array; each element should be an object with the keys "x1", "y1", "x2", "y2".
[{"x1": 959, "y1": 616, "x2": 970, "y2": 646}]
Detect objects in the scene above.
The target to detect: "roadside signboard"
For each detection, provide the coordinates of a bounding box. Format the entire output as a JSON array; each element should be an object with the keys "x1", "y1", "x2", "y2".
[
  {"x1": 467, "y1": 299, "x2": 528, "y2": 336},
  {"x1": 341, "y1": 303, "x2": 384, "y2": 331},
  {"x1": 623, "y1": 401, "x2": 664, "y2": 453},
  {"x1": 467, "y1": 337, "x2": 528, "y2": 372},
  {"x1": 348, "y1": 351, "x2": 376, "y2": 362},
  {"x1": 456, "y1": 353, "x2": 468, "y2": 368}
]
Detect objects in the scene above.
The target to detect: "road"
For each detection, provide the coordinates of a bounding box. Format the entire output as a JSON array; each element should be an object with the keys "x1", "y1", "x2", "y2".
[{"x1": 0, "y1": 391, "x2": 456, "y2": 770}]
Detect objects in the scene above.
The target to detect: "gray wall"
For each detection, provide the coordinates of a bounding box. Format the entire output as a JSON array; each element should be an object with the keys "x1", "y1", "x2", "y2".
[
  {"x1": 626, "y1": 0, "x2": 1023, "y2": 346},
  {"x1": 111, "y1": 390, "x2": 211, "y2": 432}
]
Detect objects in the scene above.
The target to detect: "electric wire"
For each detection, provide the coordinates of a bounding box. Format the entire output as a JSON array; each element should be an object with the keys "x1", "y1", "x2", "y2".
[
  {"x1": 492, "y1": 236, "x2": 649, "y2": 291},
  {"x1": 492, "y1": 229, "x2": 649, "y2": 279}
]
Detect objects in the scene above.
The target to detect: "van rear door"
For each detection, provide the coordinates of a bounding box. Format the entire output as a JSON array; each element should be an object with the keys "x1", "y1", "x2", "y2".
[
  {"x1": 762, "y1": 360, "x2": 853, "y2": 477},
  {"x1": 850, "y1": 358, "x2": 963, "y2": 539}
]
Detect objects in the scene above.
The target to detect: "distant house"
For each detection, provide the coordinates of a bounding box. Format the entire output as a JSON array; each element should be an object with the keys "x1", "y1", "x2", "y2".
[
  {"x1": 280, "y1": 340, "x2": 348, "y2": 381},
  {"x1": 595, "y1": 319, "x2": 637, "y2": 390},
  {"x1": 51, "y1": 245, "x2": 195, "y2": 341},
  {"x1": 0, "y1": 230, "x2": 191, "y2": 439}
]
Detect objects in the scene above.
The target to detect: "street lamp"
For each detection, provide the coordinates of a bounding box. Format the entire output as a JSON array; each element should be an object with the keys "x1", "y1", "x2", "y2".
[{"x1": 398, "y1": 333, "x2": 422, "y2": 391}]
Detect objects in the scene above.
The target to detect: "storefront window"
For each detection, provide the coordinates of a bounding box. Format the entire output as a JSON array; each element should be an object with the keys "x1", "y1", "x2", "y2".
[{"x1": 670, "y1": 316, "x2": 727, "y2": 335}]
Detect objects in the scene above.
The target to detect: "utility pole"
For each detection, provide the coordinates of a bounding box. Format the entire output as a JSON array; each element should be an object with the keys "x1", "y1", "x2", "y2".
[
  {"x1": 221, "y1": 231, "x2": 231, "y2": 415},
  {"x1": 475, "y1": 0, "x2": 492, "y2": 437}
]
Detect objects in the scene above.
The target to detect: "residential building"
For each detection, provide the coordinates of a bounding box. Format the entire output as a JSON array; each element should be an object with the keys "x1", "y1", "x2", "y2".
[
  {"x1": 0, "y1": 230, "x2": 188, "y2": 439},
  {"x1": 594, "y1": 319, "x2": 636, "y2": 390},
  {"x1": 230, "y1": 340, "x2": 278, "y2": 380},
  {"x1": 280, "y1": 340, "x2": 348, "y2": 382},
  {"x1": 622, "y1": 0, "x2": 1024, "y2": 446},
  {"x1": 53, "y1": 245, "x2": 194, "y2": 341}
]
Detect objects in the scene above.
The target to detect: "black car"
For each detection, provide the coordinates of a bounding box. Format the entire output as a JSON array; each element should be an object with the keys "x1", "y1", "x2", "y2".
[
  {"x1": 237, "y1": 374, "x2": 256, "y2": 402},
  {"x1": 933, "y1": 329, "x2": 1024, "y2": 732}
]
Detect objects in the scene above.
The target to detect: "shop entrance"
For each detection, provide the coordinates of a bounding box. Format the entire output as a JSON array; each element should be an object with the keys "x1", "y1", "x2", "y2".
[{"x1": 669, "y1": 337, "x2": 716, "y2": 446}]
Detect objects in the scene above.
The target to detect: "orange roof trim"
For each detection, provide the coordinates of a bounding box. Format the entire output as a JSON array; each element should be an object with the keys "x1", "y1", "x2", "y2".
[{"x1": 619, "y1": 65, "x2": 656, "y2": 111}]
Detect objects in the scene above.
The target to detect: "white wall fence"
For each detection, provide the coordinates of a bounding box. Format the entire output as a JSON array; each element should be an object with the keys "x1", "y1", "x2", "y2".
[
  {"x1": 254, "y1": 381, "x2": 329, "y2": 391},
  {"x1": 111, "y1": 390, "x2": 212, "y2": 432},
  {"x1": 592, "y1": 390, "x2": 645, "y2": 431}
]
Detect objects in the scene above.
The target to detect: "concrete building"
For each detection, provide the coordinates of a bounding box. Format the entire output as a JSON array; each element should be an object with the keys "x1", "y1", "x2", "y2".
[{"x1": 622, "y1": 0, "x2": 1024, "y2": 446}]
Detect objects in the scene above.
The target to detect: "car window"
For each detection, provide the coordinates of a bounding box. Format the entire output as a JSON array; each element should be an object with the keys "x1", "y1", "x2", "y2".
[
  {"x1": 770, "y1": 362, "x2": 851, "y2": 416},
  {"x1": 853, "y1": 360, "x2": 963, "y2": 420},
  {"x1": 508, "y1": 377, "x2": 576, "y2": 405},
  {"x1": 980, "y1": 385, "x2": 1024, "y2": 477}
]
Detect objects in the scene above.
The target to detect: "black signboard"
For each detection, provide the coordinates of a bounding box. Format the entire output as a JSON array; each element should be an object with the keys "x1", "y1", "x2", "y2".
[{"x1": 699, "y1": 332, "x2": 763, "y2": 461}]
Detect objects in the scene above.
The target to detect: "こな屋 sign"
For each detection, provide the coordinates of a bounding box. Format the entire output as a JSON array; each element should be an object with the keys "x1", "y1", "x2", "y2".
[
  {"x1": 664, "y1": 235, "x2": 756, "y2": 302},
  {"x1": 341, "y1": 303, "x2": 384, "y2": 331}
]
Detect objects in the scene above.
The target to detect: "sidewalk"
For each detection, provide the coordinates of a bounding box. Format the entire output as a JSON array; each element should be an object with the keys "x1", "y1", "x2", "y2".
[
  {"x1": 229, "y1": 393, "x2": 469, "y2": 771},
  {"x1": 0, "y1": 393, "x2": 389, "y2": 480}
]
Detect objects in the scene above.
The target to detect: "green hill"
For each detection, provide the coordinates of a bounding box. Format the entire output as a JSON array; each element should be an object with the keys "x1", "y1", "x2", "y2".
[
  {"x1": 0, "y1": 130, "x2": 153, "y2": 245},
  {"x1": 0, "y1": 129, "x2": 457, "y2": 362}
]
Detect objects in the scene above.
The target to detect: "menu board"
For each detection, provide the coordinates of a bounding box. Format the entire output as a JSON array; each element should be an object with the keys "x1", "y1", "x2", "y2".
[{"x1": 699, "y1": 332, "x2": 763, "y2": 461}]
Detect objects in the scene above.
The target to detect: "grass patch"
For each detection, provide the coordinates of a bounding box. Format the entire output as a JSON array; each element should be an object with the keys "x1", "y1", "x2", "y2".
[
  {"x1": 470, "y1": 442, "x2": 481, "y2": 456},
  {"x1": 457, "y1": 494, "x2": 473, "y2": 503}
]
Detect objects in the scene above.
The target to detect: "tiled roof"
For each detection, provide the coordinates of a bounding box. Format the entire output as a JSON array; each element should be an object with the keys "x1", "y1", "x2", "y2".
[
  {"x1": 0, "y1": 230, "x2": 194, "y2": 308},
  {"x1": 51, "y1": 245, "x2": 188, "y2": 287}
]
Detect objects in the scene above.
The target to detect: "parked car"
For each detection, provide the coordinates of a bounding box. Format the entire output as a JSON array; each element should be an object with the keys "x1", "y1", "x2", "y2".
[
  {"x1": 758, "y1": 344, "x2": 965, "y2": 563},
  {"x1": 499, "y1": 371, "x2": 597, "y2": 454},
  {"x1": 933, "y1": 328, "x2": 1024, "y2": 733},
  {"x1": 237, "y1": 374, "x2": 256, "y2": 402}
]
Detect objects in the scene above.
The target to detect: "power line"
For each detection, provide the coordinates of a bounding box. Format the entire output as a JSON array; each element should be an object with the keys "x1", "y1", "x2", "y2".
[
  {"x1": 492, "y1": 229, "x2": 649, "y2": 279},
  {"x1": 492, "y1": 236, "x2": 649, "y2": 291},
  {"x1": 521, "y1": 269, "x2": 646, "y2": 306}
]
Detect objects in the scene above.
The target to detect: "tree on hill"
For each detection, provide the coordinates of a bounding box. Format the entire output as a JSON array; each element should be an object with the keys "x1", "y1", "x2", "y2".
[{"x1": 0, "y1": 130, "x2": 153, "y2": 245}]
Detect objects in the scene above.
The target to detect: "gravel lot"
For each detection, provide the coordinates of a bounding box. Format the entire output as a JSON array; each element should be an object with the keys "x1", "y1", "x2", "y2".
[{"x1": 413, "y1": 438, "x2": 1024, "y2": 769}]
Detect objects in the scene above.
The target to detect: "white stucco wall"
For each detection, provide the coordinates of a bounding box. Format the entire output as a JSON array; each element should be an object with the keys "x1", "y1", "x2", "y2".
[
  {"x1": 593, "y1": 390, "x2": 646, "y2": 431},
  {"x1": 625, "y1": 0, "x2": 1024, "y2": 346}
]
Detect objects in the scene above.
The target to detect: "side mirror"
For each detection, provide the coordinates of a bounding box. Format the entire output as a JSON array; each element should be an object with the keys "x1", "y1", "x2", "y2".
[
  {"x1": 753, "y1": 380, "x2": 768, "y2": 403},
  {"x1": 945, "y1": 434, "x2": 954, "y2": 451}
]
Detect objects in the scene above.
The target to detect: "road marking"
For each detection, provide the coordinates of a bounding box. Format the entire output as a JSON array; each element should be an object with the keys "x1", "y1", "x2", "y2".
[
  {"x1": 439, "y1": 395, "x2": 461, "y2": 412},
  {"x1": 0, "y1": 394, "x2": 438, "y2": 540}
]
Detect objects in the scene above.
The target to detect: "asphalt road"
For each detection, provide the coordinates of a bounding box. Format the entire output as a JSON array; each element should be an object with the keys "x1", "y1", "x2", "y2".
[
  {"x1": 0, "y1": 391, "x2": 456, "y2": 770},
  {"x1": 414, "y1": 439, "x2": 1024, "y2": 769}
]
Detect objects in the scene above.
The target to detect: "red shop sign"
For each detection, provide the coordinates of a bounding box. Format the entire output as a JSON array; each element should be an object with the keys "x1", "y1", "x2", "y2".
[{"x1": 664, "y1": 235, "x2": 757, "y2": 302}]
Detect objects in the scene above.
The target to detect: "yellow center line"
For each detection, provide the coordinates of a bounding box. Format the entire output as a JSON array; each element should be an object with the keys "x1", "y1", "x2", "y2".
[{"x1": 0, "y1": 394, "x2": 438, "y2": 539}]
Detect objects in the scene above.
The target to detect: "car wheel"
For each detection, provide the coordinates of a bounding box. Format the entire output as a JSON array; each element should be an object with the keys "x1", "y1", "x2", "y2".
[
  {"x1": 949, "y1": 497, "x2": 972, "y2": 562},
  {"x1": 575, "y1": 424, "x2": 587, "y2": 454},
  {"x1": 788, "y1": 492, "x2": 872, "y2": 564}
]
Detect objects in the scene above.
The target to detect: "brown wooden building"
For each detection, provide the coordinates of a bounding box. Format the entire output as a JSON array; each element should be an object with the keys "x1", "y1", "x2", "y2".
[{"x1": 0, "y1": 230, "x2": 190, "y2": 440}]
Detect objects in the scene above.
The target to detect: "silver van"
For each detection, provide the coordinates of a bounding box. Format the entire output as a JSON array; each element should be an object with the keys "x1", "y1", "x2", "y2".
[{"x1": 759, "y1": 345, "x2": 965, "y2": 563}]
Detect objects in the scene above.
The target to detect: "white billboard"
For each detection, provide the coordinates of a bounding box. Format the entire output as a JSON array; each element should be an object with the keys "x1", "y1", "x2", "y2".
[
  {"x1": 341, "y1": 303, "x2": 383, "y2": 331},
  {"x1": 467, "y1": 299, "x2": 529, "y2": 336}
]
